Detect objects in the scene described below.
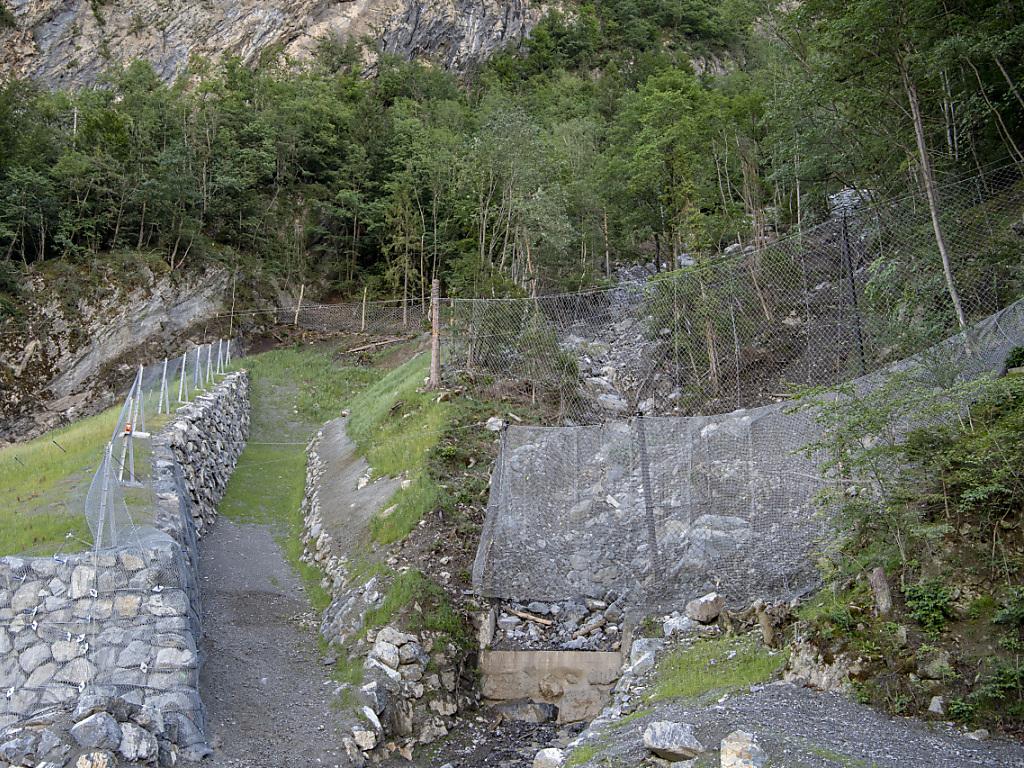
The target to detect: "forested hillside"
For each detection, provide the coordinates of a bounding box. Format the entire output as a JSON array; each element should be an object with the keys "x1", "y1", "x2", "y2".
[{"x1": 0, "y1": 0, "x2": 1021, "y2": 314}]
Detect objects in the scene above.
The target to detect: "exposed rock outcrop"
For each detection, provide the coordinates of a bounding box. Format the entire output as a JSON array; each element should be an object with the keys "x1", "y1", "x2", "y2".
[
  {"x1": 0, "y1": 268, "x2": 227, "y2": 443},
  {"x1": 0, "y1": 0, "x2": 543, "y2": 88}
]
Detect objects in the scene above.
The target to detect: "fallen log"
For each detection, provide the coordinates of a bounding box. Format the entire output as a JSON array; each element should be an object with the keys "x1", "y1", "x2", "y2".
[{"x1": 509, "y1": 608, "x2": 554, "y2": 626}]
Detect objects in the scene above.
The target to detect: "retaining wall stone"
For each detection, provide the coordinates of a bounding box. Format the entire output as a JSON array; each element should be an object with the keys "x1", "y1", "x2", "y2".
[{"x1": 0, "y1": 372, "x2": 249, "y2": 766}]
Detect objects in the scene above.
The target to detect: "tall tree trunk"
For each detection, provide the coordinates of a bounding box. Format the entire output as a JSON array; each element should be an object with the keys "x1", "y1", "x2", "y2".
[
  {"x1": 993, "y1": 55, "x2": 1024, "y2": 112},
  {"x1": 602, "y1": 209, "x2": 611, "y2": 278},
  {"x1": 902, "y1": 58, "x2": 967, "y2": 329}
]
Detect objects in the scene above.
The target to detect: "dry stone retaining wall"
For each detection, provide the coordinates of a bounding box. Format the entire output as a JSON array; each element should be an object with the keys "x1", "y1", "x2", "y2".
[
  {"x1": 299, "y1": 424, "x2": 471, "y2": 764},
  {"x1": 0, "y1": 372, "x2": 249, "y2": 766}
]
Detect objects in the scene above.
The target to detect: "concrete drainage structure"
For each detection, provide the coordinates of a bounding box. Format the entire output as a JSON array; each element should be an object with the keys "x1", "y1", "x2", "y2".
[{"x1": 0, "y1": 372, "x2": 249, "y2": 766}]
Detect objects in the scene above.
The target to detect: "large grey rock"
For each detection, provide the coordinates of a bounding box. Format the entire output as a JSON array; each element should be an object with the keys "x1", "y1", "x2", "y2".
[
  {"x1": 19, "y1": 642, "x2": 52, "y2": 673},
  {"x1": 0, "y1": 734, "x2": 38, "y2": 765},
  {"x1": 371, "y1": 640, "x2": 400, "y2": 670},
  {"x1": 685, "y1": 592, "x2": 725, "y2": 623},
  {"x1": 119, "y1": 722, "x2": 158, "y2": 761},
  {"x1": 643, "y1": 721, "x2": 704, "y2": 761},
  {"x1": 533, "y1": 747, "x2": 565, "y2": 768},
  {"x1": 71, "y1": 712, "x2": 123, "y2": 750},
  {"x1": 376, "y1": 626, "x2": 417, "y2": 647}
]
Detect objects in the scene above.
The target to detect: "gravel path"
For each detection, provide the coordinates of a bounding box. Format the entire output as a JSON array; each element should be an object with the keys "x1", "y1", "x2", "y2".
[
  {"x1": 198, "y1": 519, "x2": 355, "y2": 768},
  {"x1": 576, "y1": 683, "x2": 1024, "y2": 767}
]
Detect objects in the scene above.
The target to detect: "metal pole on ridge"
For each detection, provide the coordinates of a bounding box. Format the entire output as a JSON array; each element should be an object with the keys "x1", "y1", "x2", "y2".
[
  {"x1": 158, "y1": 358, "x2": 169, "y2": 415},
  {"x1": 178, "y1": 353, "x2": 188, "y2": 404}
]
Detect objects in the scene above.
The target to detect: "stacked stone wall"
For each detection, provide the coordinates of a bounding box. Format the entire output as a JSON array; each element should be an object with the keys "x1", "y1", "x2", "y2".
[{"x1": 0, "y1": 372, "x2": 249, "y2": 766}]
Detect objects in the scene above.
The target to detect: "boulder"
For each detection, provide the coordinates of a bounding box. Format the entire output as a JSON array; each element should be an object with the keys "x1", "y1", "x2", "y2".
[
  {"x1": 119, "y1": 723, "x2": 158, "y2": 762},
  {"x1": 720, "y1": 730, "x2": 765, "y2": 768},
  {"x1": 534, "y1": 747, "x2": 566, "y2": 768},
  {"x1": 71, "y1": 713, "x2": 122, "y2": 750},
  {"x1": 73, "y1": 750, "x2": 115, "y2": 768},
  {"x1": 917, "y1": 648, "x2": 953, "y2": 680},
  {"x1": 685, "y1": 592, "x2": 725, "y2": 623},
  {"x1": 376, "y1": 627, "x2": 417, "y2": 647},
  {"x1": 663, "y1": 615, "x2": 699, "y2": 638},
  {"x1": 371, "y1": 640, "x2": 400, "y2": 670},
  {"x1": 643, "y1": 721, "x2": 704, "y2": 761},
  {"x1": 0, "y1": 734, "x2": 38, "y2": 765}
]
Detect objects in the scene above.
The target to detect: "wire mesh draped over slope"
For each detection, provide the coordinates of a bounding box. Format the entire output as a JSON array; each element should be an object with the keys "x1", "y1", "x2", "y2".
[
  {"x1": 444, "y1": 165, "x2": 1024, "y2": 424},
  {"x1": 473, "y1": 298, "x2": 1024, "y2": 608}
]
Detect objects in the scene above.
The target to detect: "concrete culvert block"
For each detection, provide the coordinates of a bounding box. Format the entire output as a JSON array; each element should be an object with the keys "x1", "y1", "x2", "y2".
[
  {"x1": 720, "y1": 730, "x2": 766, "y2": 767},
  {"x1": 534, "y1": 747, "x2": 565, "y2": 768},
  {"x1": 71, "y1": 712, "x2": 122, "y2": 750},
  {"x1": 685, "y1": 592, "x2": 725, "y2": 623},
  {"x1": 643, "y1": 721, "x2": 704, "y2": 761}
]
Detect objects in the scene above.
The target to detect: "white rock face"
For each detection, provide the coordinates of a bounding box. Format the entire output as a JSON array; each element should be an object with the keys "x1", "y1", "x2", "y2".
[
  {"x1": 720, "y1": 730, "x2": 766, "y2": 768},
  {"x1": 0, "y1": 0, "x2": 544, "y2": 88},
  {"x1": 685, "y1": 592, "x2": 725, "y2": 623}
]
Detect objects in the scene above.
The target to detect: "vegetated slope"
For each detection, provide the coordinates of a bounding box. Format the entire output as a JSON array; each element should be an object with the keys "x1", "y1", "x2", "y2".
[
  {"x1": 0, "y1": 0, "x2": 540, "y2": 87},
  {"x1": 797, "y1": 363, "x2": 1024, "y2": 734},
  {"x1": 0, "y1": 387, "x2": 174, "y2": 556}
]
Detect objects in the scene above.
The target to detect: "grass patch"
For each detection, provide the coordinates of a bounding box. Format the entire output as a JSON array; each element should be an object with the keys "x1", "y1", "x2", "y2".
[
  {"x1": 565, "y1": 744, "x2": 601, "y2": 767},
  {"x1": 219, "y1": 343, "x2": 380, "y2": 607},
  {"x1": 807, "y1": 744, "x2": 872, "y2": 767},
  {"x1": 369, "y1": 473, "x2": 439, "y2": 544},
  {"x1": 649, "y1": 635, "x2": 787, "y2": 702},
  {"x1": 362, "y1": 569, "x2": 471, "y2": 649},
  {"x1": 0, "y1": 388, "x2": 171, "y2": 556},
  {"x1": 346, "y1": 354, "x2": 449, "y2": 543}
]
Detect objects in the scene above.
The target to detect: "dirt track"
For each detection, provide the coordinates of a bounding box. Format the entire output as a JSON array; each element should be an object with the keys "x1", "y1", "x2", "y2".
[{"x1": 199, "y1": 519, "x2": 355, "y2": 767}]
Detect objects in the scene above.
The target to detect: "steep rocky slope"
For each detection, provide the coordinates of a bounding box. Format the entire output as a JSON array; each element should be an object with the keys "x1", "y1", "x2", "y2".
[
  {"x1": 0, "y1": 0, "x2": 542, "y2": 87},
  {"x1": 0, "y1": 267, "x2": 228, "y2": 443}
]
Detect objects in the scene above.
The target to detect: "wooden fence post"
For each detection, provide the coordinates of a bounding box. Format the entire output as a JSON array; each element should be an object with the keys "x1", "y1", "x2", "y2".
[
  {"x1": 293, "y1": 283, "x2": 305, "y2": 327},
  {"x1": 361, "y1": 286, "x2": 368, "y2": 332},
  {"x1": 428, "y1": 278, "x2": 441, "y2": 390}
]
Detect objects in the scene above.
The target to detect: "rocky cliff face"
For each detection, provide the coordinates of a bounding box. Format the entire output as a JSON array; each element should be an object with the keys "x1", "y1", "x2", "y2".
[
  {"x1": 0, "y1": 0, "x2": 542, "y2": 87},
  {"x1": 0, "y1": 268, "x2": 228, "y2": 443}
]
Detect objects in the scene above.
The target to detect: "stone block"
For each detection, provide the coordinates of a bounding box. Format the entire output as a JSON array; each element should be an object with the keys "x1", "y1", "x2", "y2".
[
  {"x1": 643, "y1": 721, "x2": 704, "y2": 761},
  {"x1": 720, "y1": 730, "x2": 766, "y2": 768},
  {"x1": 71, "y1": 713, "x2": 122, "y2": 750}
]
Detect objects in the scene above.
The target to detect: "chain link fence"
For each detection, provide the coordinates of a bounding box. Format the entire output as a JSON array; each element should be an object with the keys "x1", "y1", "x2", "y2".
[
  {"x1": 442, "y1": 164, "x2": 1024, "y2": 424},
  {"x1": 1, "y1": 338, "x2": 244, "y2": 745},
  {"x1": 283, "y1": 298, "x2": 429, "y2": 336}
]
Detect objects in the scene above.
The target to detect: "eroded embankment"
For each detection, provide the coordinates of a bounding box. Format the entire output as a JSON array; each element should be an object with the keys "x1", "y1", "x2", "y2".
[{"x1": 300, "y1": 417, "x2": 472, "y2": 764}]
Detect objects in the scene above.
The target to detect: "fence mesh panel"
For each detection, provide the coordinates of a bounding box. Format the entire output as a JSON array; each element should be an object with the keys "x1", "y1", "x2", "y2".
[{"x1": 442, "y1": 164, "x2": 1024, "y2": 424}]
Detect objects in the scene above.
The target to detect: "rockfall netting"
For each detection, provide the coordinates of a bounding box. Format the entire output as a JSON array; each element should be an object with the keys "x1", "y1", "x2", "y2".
[
  {"x1": 472, "y1": 299, "x2": 1024, "y2": 609},
  {"x1": 442, "y1": 164, "x2": 1024, "y2": 424},
  {"x1": 283, "y1": 298, "x2": 429, "y2": 335}
]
